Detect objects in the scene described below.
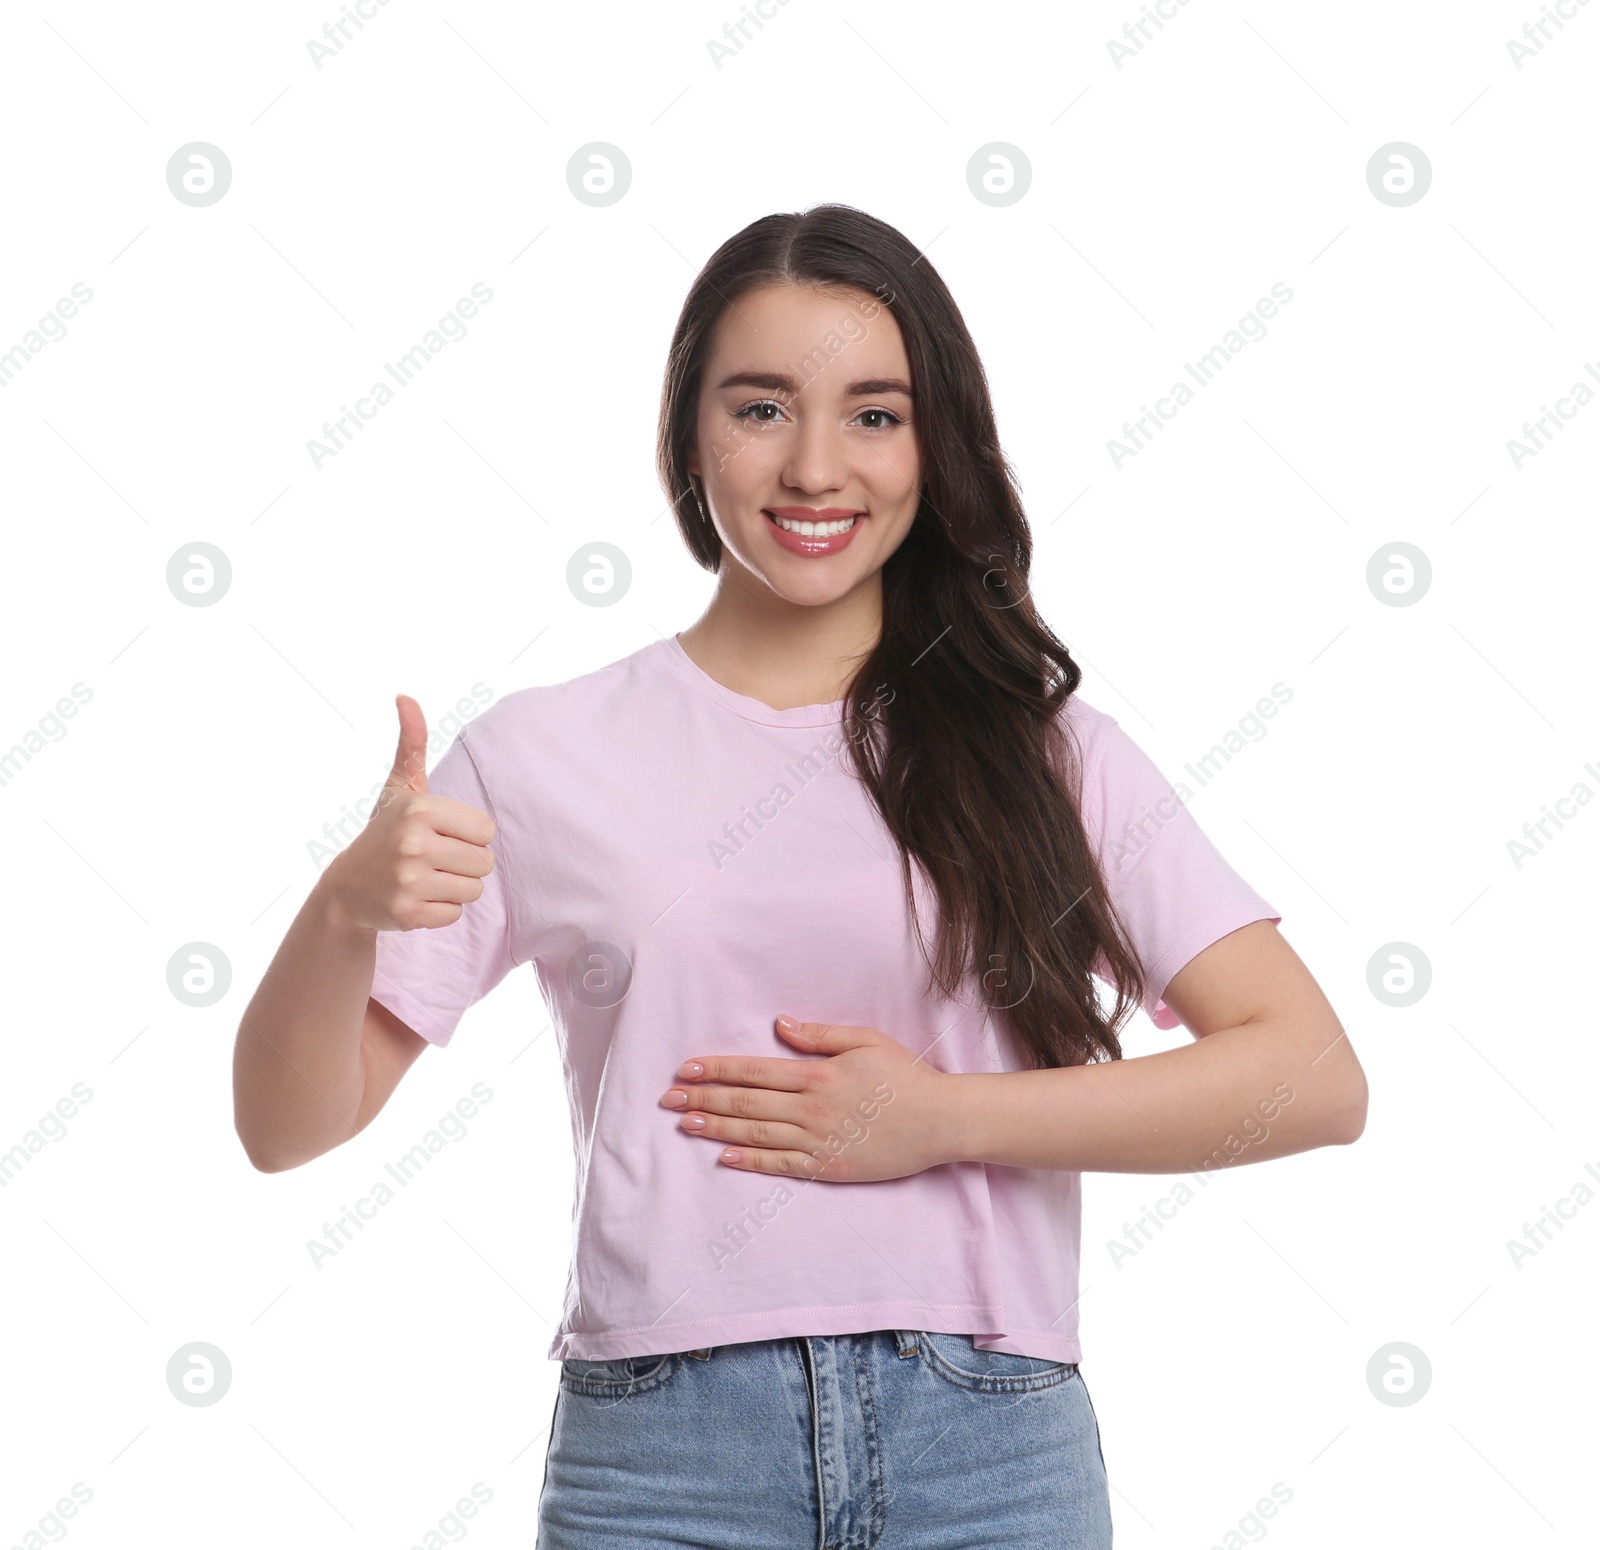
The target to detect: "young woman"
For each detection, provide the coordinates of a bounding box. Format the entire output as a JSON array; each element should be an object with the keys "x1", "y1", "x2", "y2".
[{"x1": 235, "y1": 203, "x2": 1367, "y2": 1549}]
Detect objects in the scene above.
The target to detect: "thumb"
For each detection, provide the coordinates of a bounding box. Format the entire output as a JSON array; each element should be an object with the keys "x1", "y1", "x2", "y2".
[{"x1": 385, "y1": 694, "x2": 429, "y2": 795}]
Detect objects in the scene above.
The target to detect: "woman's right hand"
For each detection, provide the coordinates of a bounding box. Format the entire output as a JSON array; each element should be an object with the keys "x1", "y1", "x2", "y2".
[{"x1": 322, "y1": 694, "x2": 497, "y2": 933}]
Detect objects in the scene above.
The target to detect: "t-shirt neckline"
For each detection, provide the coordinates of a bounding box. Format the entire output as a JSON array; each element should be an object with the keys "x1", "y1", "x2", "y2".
[{"x1": 660, "y1": 634, "x2": 846, "y2": 728}]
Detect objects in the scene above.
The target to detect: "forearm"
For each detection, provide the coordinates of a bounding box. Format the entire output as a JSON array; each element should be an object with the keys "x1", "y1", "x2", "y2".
[
  {"x1": 232, "y1": 864, "x2": 378, "y2": 1172},
  {"x1": 945, "y1": 1015, "x2": 1365, "y2": 1174}
]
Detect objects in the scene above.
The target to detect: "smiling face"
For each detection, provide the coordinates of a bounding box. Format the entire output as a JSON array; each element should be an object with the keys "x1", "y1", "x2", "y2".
[{"x1": 686, "y1": 281, "x2": 923, "y2": 612}]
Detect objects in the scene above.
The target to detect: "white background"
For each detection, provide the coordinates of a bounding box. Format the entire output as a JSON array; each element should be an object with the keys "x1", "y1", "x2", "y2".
[{"x1": 1, "y1": 2, "x2": 1595, "y2": 1545}]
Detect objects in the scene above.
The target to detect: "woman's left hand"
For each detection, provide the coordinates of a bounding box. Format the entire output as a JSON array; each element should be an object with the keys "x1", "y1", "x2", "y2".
[{"x1": 659, "y1": 1017, "x2": 965, "y2": 1182}]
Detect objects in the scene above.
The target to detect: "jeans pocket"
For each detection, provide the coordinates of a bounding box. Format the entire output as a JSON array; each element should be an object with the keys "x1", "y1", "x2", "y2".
[
  {"x1": 915, "y1": 1331, "x2": 1076, "y2": 1394},
  {"x1": 559, "y1": 1350, "x2": 685, "y2": 1399}
]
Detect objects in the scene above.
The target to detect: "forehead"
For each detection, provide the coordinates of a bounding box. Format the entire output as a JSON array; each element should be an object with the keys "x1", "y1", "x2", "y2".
[{"x1": 704, "y1": 281, "x2": 908, "y2": 378}]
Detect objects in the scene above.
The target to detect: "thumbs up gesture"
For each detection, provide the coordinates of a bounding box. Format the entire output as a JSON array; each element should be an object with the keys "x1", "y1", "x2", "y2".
[{"x1": 325, "y1": 695, "x2": 497, "y2": 932}]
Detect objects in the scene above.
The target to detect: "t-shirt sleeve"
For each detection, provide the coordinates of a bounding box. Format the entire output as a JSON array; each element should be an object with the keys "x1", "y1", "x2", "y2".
[
  {"x1": 368, "y1": 730, "x2": 518, "y2": 1049},
  {"x1": 1075, "y1": 708, "x2": 1281, "y2": 1030}
]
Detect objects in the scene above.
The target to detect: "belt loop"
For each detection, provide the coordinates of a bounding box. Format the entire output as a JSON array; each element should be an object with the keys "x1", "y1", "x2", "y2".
[{"x1": 893, "y1": 1329, "x2": 920, "y2": 1359}]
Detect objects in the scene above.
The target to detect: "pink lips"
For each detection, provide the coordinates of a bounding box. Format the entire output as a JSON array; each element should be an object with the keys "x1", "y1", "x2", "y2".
[{"x1": 763, "y1": 507, "x2": 866, "y2": 558}]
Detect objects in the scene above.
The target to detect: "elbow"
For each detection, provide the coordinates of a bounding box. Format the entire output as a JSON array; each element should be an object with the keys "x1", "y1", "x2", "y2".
[
  {"x1": 1329, "y1": 1070, "x2": 1369, "y2": 1146},
  {"x1": 243, "y1": 1144, "x2": 312, "y2": 1175},
  {"x1": 235, "y1": 1120, "x2": 302, "y2": 1175},
  {"x1": 237, "y1": 1130, "x2": 285, "y2": 1174}
]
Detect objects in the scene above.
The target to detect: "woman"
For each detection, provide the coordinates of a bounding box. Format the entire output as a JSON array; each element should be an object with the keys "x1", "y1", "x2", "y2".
[{"x1": 234, "y1": 203, "x2": 1367, "y2": 1548}]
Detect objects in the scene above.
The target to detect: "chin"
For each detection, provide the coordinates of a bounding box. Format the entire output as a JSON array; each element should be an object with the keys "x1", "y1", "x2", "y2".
[{"x1": 770, "y1": 577, "x2": 859, "y2": 607}]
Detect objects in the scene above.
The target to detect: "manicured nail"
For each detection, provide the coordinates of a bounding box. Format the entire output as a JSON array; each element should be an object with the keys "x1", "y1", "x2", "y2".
[
  {"x1": 776, "y1": 1015, "x2": 799, "y2": 1033},
  {"x1": 720, "y1": 1149, "x2": 741, "y2": 1164},
  {"x1": 660, "y1": 1089, "x2": 688, "y2": 1109},
  {"x1": 677, "y1": 1061, "x2": 704, "y2": 1079},
  {"x1": 683, "y1": 1114, "x2": 706, "y2": 1130}
]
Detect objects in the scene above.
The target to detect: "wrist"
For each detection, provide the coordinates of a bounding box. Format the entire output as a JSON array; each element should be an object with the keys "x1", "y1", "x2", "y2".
[
  {"x1": 930, "y1": 1070, "x2": 993, "y2": 1167},
  {"x1": 313, "y1": 859, "x2": 377, "y2": 941}
]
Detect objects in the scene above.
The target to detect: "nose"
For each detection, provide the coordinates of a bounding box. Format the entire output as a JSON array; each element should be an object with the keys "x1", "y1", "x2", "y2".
[{"x1": 780, "y1": 413, "x2": 851, "y2": 497}]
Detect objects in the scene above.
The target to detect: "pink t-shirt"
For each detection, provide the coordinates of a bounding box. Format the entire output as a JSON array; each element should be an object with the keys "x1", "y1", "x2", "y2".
[{"x1": 370, "y1": 635, "x2": 1280, "y2": 1363}]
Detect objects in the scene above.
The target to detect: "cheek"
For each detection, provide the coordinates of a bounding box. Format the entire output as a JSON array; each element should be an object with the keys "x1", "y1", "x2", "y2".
[
  {"x1": 707, "y1": 421, "x2": 776, "y2": 487},
  {"x1": 869, "y1": 444, "x2": 921, "y2": 510},
  {"x1": 716, "y1": 426, "x2": 760, "y2": 475}
]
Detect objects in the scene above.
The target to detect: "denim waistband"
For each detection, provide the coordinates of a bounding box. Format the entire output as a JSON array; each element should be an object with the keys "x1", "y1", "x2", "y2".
[{"x1": 686, "y1": 1330, "x2": 945, "y2": 1362}]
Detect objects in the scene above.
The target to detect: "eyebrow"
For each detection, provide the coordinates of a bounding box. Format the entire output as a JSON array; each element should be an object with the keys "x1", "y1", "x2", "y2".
[{"x1": 714, "y1": 371, "x2": 914, "y2": 400}]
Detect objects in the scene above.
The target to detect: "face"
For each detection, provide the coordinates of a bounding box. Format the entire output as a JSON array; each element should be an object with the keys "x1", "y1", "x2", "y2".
[{"x1": 687, "y1": 281, "x2": 922, "y2": 610}]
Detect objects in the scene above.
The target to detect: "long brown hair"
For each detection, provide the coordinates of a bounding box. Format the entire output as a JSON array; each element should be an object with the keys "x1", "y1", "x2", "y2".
[{"x1": 656, "y1": 203, "x2": 1147, "y2": 1068}]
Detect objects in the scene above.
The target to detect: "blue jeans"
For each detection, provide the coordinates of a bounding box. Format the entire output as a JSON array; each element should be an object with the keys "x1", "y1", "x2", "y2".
[{"x1": 536, "y1": 1329, "x2": 1113, "y2": 1548}]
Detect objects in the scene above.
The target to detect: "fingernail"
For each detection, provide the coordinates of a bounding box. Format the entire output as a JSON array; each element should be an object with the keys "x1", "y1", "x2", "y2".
[
  {"x1": 683, "y1": 1114, "x2": 706, "y2": 1130},
  {"x1": 720, "y1": 1149, "x2": 741, "y2": 1164},
  {"x1": 660, "y1": 1089, "x2": 688, "y2": 1109},
  {"x1": 677, "y1": 1061, "x2": 704, "y2": 1079},
  {"x1": 776, "y1": 1015, "x2": 799, "y2": 1033}
]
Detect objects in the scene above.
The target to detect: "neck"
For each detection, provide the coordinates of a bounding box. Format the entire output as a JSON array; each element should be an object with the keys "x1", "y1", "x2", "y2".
[{"x1": 678, "y1": 575, "x2": 882, "y2": 710}]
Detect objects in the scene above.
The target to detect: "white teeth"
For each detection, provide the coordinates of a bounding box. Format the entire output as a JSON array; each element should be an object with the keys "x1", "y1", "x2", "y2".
[{"x1": 770, "y1": 513, "x2": 860, "y2": 536}]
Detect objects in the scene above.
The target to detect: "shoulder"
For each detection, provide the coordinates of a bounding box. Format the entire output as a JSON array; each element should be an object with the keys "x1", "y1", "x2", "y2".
[
  {"x1": 467, "y1": 639, "x2": 665, "y2": 739},
  {"x1": 462, "y1": 639, "x2": 667, "y2": 748},
  {"x1": 1053, "y1": 692, "x2": 1185, "y2": 849},
  {"x1": 1057, "y1": 689, "x2": 1119, "y2": 739},
  {"x1": 1054, "y1": 690, "x2": 1126, "y2": 780}
]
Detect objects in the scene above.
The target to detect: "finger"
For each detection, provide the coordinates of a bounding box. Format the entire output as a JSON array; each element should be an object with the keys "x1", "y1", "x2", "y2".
[
  {"x1": 421, "y1": 794, "x2": 496, "y2": 847},
  {"x1": 400, "y1": 900, "x2": 469, "y2": 930},
  {"x1": 718, "y1": 1146, "x2": 837, "y2": 1180},
  {"x1": 774, "y1": 1017, "x2": 875, "y2": 1054},
  {"x1": 666, "y1": 1083, "x2": 806, "y2": 1123},
  {"x1": 418, "y1": 831, "x2": 496, "y2": 879},
  {"x1": 675, "y1": 1055, "x2": 813, "y2": 1092},
  {"x1": 386, "y1": 695, "x2": 429, "y2": 795},
  {"x1": 414, "y1": 868, "x2": 486, "y2": 906},
  {"x1": 676, "y1": 1112, "x2": 819, "y2": 1153}
]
